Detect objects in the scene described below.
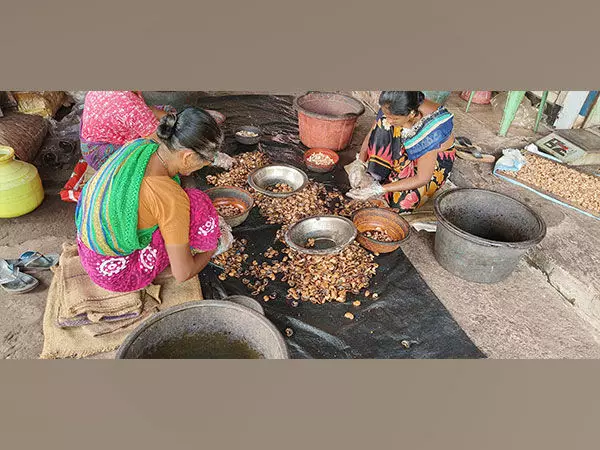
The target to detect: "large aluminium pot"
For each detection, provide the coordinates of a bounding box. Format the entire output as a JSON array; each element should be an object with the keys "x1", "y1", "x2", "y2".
[
  {"x1": 117, "y1": 298, "x2": 289, "y2": 359},
  {"x1": 433, "y1": 188, "x2": 546, "y2": 284}
]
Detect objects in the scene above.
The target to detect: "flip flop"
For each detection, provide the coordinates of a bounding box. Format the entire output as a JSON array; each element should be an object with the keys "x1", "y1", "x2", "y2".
[
  {"x1": 455, "y1": 136, "x2": 487, "y2": 159},
  {"x1": 456, "y1": 136, "x2": 476, "y2": 147},
  {"x1": 6, "y1": 251, "x2": 59, "y2": 273},
  {"x1": 0, "y1": 259, "x2": 39, "y2": 294}
]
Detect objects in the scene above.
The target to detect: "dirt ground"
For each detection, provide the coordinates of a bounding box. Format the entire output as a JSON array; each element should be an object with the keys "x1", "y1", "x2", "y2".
[{"x1": 1, "y1": 92, "x2": 599, "y2": 359}]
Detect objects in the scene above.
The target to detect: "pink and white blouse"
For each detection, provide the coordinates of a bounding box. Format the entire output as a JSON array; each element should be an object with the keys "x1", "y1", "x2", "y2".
[{"x1": 80, "y1": 91, "x2": 159, "y2": 145}]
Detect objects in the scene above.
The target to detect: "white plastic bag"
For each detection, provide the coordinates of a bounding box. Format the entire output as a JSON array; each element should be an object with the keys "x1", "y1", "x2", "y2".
[
  {"x1": 212, "y1": 152, "x2": 234, "y2": 170},
  {"x1": 494, "y1": 148, "x2": 527, "y2": 173},
  {"x1": 411, "y1": 222, "x2": 437, "y2": 233},
  {"x1": 344, "y1": 154, "x2": 374, "y2": 188},
  {"x1": 346, "y1": 181, "x2": 385, "y2": 201}
]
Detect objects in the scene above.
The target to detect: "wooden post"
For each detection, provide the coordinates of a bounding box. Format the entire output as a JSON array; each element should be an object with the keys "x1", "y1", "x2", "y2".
[{"x1": 554, "y1": 91, "x2": 590, "y2": 129}]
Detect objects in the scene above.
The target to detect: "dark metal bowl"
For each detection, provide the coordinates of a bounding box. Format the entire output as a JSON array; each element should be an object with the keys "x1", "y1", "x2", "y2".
[{"x1": 235, "y1": 126, "x2": 261, "y2": 145}]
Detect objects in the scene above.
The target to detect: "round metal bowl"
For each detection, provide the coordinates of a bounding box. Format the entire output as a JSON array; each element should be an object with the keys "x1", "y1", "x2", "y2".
[
  {"x1": 284, "y1": 215, "x2": 357, "y2": 255},
  {"x1": 235, "y1": 126, "x2": 261, "y2": 145},
  {"x1": 248, "y1": 164, "x2": 309, "y2": 198},
  {"x1": 205, "y1": 186, "x2": 254, "y2": 227},
  {"x1": 304, "y1": 148, "x2": 340, "y2": 173},
  {"x1": 116, "y1": 300, "x2": 289, "y2": 359},
  {"x1": 352, "y1": 208, "x2": 410, "y2": 254}
]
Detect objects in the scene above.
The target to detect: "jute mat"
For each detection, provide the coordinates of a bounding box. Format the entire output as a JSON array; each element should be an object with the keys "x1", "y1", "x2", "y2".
[{"x1": 40, "y1": 244, "x2": 203, "y2": 359}]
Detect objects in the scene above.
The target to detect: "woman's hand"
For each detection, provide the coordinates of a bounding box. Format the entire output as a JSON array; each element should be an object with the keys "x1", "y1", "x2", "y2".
[
  {"x1": 212, "y1": 152, "x2": 235, "y2": 170},
  {"x1": 381, "y1": 151, "x2": 438, "y2": 193},
  {"x1": 345, "y1": 154, "x2": 369, "y2": 188},
  {"x1": 165, "y1": 244, "x2": 216, "y2": 282},
  {"x1": 346, "y1": 181, "x2": 385, "y2": 201},
  {"x1": 213, "y1": 216, "x2": 234, "y2": 256}
]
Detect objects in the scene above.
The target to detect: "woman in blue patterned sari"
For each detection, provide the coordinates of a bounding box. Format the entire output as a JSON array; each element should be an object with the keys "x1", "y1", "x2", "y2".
[{"x1": 347, "y1": 91, "x2": 456, "y2": 212}]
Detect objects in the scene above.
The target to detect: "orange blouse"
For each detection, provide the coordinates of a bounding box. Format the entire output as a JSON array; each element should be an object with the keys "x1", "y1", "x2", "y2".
[{"x1": 138, "y1": 176, "x2": 190, "y2": 246}]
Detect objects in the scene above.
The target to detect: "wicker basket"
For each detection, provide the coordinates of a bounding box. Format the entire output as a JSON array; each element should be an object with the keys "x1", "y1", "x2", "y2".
[{"x1": 0, "y1": 112, "x2": 49, "y2": 162}]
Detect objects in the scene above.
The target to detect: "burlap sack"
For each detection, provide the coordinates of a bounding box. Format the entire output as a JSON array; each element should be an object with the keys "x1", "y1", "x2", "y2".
[{"x1": 12, "y1": 91, "x2": 67, "y2": 119}]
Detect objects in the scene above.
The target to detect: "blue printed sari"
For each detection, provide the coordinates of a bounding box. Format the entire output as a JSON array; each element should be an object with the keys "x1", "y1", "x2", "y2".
[{"x1": 365, "y1": 106, "x2": 456, "y2": 212}]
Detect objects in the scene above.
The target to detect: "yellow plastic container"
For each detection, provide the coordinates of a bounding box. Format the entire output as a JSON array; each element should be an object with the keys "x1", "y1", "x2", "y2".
[{"x1": 0, "y1": 146, "x2": 44, "y2": 218}]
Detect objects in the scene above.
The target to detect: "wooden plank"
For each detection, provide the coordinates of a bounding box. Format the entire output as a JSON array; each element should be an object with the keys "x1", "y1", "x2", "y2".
[{"x1": 554, "y1": 91, "x2": 589, "y2": 129}]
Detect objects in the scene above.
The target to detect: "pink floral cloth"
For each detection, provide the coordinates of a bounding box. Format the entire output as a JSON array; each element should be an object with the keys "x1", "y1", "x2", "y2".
[
  {"x1": 77, "y1": 189, "x2": 220, "y2": 293},
  {"x1": 80, "y1": 91, "x2": 159, "y2": 145}
]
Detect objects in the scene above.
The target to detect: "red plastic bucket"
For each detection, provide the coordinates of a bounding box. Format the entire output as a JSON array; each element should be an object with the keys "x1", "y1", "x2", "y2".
[
  {"x1": 460, "y1": 91, "x2": 492, "y2": 105},
  {"x1": 294, "y1": 92, "x2": 365, "y2": 151}
]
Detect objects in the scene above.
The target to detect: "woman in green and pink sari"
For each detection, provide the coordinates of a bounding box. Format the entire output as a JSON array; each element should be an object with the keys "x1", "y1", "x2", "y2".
[{"x1": 76, "y1": 107, "x2": 232, "y2": 293}]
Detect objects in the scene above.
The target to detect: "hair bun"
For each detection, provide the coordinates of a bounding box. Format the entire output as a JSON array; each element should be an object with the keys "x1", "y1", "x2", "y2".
[
  {"x1": 157, "y1": 113, "x2": 178, "y2": 140},
  {"x1": 416, "y1": 91, "x2": 425, "y2": 105}
]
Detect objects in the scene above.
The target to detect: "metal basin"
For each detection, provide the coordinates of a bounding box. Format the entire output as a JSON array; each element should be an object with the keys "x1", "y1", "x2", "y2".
[
  {"x1": 248, "y1": 164, "x2": 309, "y2": 198},
  {"x1": 434, "y1": 188, "x2": 546, "y2": 284},
  {"x1": 284, "y1": 215, "x2": 357, "y2": 255},
  {"x1": 116, "y1": 299, "x2": 289, "y2": 359},
  {"x1": 235, "y1": 126, "x2": 261, "y2": 145}
]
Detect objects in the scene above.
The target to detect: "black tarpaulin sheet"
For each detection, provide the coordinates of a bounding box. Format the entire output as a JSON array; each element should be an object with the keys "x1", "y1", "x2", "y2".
[{"x1": 190, "y1": 94, "x2": 484, "y2": 359}]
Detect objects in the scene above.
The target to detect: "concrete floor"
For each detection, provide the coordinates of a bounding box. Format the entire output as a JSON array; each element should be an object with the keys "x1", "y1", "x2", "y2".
[
  {"x1": 409, "y1": 95, "x2": 600, "y2": 358},
  {"x1": 1, "y1": 92, "x2": 600, "y2": 359}
]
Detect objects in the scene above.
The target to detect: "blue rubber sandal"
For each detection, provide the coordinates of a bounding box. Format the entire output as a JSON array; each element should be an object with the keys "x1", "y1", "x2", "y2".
[
  {"x1": 0, "y1": 259, "x2": 39, "y2": 294},
  {"x1": 6, "y1": 251, "x2": 59, "y2": 273}
]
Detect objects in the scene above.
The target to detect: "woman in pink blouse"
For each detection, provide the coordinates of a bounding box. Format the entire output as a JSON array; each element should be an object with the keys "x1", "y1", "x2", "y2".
[
  {"x1": 80, "y1": 91, "x2": 170, "y2": 170},
  {"x1": 81, "y1": 91, "x2": 233, "y2": 172}
]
